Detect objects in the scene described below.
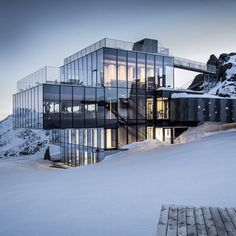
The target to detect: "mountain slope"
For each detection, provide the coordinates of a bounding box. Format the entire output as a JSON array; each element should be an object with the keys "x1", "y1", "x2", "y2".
[
  {"x1": 0, "y1": 116, "x2": 49, "y2": 158},
  {"x1": 189, "y1": 53, "x2": 236, "y2": 97}
]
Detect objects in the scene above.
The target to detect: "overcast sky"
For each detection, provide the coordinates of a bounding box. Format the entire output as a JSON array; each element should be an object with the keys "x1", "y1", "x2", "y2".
[{"x1": 0, "y1": 0, "x2": 236, "y2": 120}]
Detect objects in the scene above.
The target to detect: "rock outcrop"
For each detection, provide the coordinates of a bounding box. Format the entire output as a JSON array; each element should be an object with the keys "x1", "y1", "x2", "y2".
[{"x1": 188, "y1": 53, "x2": 236, "y2": 97}]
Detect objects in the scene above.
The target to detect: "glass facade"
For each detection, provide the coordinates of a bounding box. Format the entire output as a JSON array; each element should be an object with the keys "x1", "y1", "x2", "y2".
[
  {"x1": 59, "y1": 128, "x2": 104, "y2": 167},
  {"x1": 13, "y1": 42, "x2": 236, "y2": 167},
  {"x1": 13, "y1": 43, "x2": 176, "y2": 166},
  {"x1": 13, "y1": 38, "x2": 236, "y2": 168},
  {"x1": 17, "y1": 67, "x2": 59, "y2": 92},
  {"x1": 60, "y1": 48, "x2": 174, "y2": 90},
  {"x1": 60, "y1": 48, "x2": 104, "y2": 86},
  {"x1": 13, "y1": 85, "x2": 43, "y2": 129}
]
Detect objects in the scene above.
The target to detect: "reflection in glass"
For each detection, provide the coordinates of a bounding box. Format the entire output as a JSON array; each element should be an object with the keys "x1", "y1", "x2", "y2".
[
  {"x1": 147, "y1": 98, "x2": 153, "y2": 119},
  {"x1": 104, "y1": 48, "x2": 117, "y2": 87},
  {"x1": 146, "y1": 54, "x2": 155, "y2": 90},
  {"x1": 164, "y1": 57, "x2": 174, "y2": 88},
  {"x1": 118, "y1": 50, "x2": 127, "y2": 87},
  {"x1": 97, "y1": 49, "x2": 103, "y2": 86},
  {"x1": 137, "y1": 53, "x2": 145, "y2": 89},
  {"x1": 128, "y1": 51, "x2": 136, "y2": 88},
  {"x1": 155, "y1": 55, "x2": 163, "y2": 87}
]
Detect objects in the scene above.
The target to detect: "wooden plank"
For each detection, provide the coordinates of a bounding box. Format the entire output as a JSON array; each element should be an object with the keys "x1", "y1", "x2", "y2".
[
  {"x1": 226, "y1": 208, "x2": 236, "y2": 229},
  {"x1": 157, "y1": 205, "x2": 169, "y2": 236},
  {"x1": 157, "y1": 205, "x2": 236, "y2": 236},
  {"x1": 177, "y1": 206, "x2": 187, "y2": 236},
  {"x1": 202, "y1": 207, "x2": 218, "y2": 236},
  {"x1": 218, "y1": 207, "x2": 236, "y2": 236},
  {"x1": 194, "y1": 207, "x2": 207, "y2": 236},
  {"x1": 210, "y1": 207, "x2": 228, "y2": 236},
  {"x1": 186, "y1": 207, "x2": 197, "y2": 236},
  {"x1": 167, "y1": 205, "x2": 178, "y2": 236}
]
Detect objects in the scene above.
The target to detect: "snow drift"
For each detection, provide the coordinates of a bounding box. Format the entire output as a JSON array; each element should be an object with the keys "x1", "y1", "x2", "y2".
[{"x1": 175, "y1": 122, "x2": 236, "y2": 144}]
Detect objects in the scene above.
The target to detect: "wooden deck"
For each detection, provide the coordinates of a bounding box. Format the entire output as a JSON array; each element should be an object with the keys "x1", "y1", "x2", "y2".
[{"x1": 157, "y1": 205, "x2": 236, "y2": 236}]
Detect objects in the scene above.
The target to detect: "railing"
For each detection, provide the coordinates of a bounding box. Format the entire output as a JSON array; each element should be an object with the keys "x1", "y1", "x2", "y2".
[
  {"x1": 64, "y1": 38, "x2": 170, "y2": 64},
  {"x1": 174, "y1": 57, "x2": 216, "y2": 74},
  {"x1": 17, "y1": 66, "x2": 59, "y2": 92},
  {"x1": 64, "y1": 38, "x2": 133, "y2": 64}
]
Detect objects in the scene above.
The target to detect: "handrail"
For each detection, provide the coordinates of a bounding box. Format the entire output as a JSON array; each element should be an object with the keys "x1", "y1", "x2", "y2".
[{"x1": 174, "y1": 57, "x2": 216, "y2": 74}]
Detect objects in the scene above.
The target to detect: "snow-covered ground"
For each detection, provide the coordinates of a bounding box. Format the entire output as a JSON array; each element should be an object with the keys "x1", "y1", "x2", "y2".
[{"x1": 0, "y1": 124, "x2": 236, "y2": 236}]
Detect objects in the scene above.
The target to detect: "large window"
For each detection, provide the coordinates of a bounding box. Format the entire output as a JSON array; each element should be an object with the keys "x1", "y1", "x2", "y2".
[
  {"x1": 79, "y1": 59, "x2": 83, "y2": 85},
  {"x1": 71, "y1": 61, "x2": 75, "y2": 82},
  {"x1": 157, "y1": 97, "x2": 169, "y2": 120},
  {"x1": 87, "y1": 54, "x2": 92, "y2": 86},
  {"x1": 96, "y1": 88, "x2": 105, "y2": 127},
  {"x1": 60, "y1": 66, "x2": 65, "y2": 83},
  {"x1": 82, "y1": 56, "x2": 88, "y2": 86},
  {"x1": 146, "y1": 55, "x2": 155, "y2": 90},
  {"x1": 61, "y1": 86, "x2": 72, "y2": 128},
  {"x1": 118, "y1": 50, "x2": 127, "y2": 87},
  {"x1": 155, "y1": 56, "x2": 164, "y2": 87},
  {"x1": 38, "y1": 85, "x2": 43, "y2": 128},
  {"x1": 146, "y1": 98, "x2": 153, "y2": 120},
  {"x1": 164, "y1": 57, "x2": 174, "y2": 88},
  {"x1": 137, "y1": 89, "x2": 146, "y2": 121},
  {"x1": 75, "y1": 59, "x2": 79, "y2": 81},
  {"x1": 73, "y1": 87, "x2": 84, "y2": 128},
  {"x1": 92, "y1": 52, "x2": 97, "y2": 86},
  {"x1": 118, "y1": 88, "x2": 128, "y2": 121},
  {"x1": 104, "y1": 48, "x2": 117, "y2": 87},
  {"x1": 137, "y1": 53, "x2": 145, "y2": 89},
  {"x1": 105, "y1": 129, "x2": 117, "y2": 149},
  {"x1": 97, "y1": 49, "x2": 103, "y2": 87},
  {"x1": 43, "y1": 85, "x2": 60, "y2": 128},
  {"x1": 105, "y1": 87, "x2": 117, "y2": 127},
  {"x1": 127, "y1": 51, "x2": 136, "y2": 88},
  {"x1": 127, "y1": 52, "x2": 137, "y2": 123},
  {"x1": 68, "y1": 63, "x2": 72, "y2": 82},
  {"x1": 85, "y1": 87, "x2": 96, "y2": 127}
]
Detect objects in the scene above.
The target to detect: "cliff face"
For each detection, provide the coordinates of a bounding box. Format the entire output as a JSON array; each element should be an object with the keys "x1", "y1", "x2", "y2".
[{"x1": 189, "y1": 53, "x2": 236, "y2": 97}]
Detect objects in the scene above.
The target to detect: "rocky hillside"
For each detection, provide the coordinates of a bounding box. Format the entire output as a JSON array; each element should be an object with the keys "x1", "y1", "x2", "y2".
[
  {"x1": 0, "y1": 116, "x2": 49, "y2": 158},
  {"x1": 189, "y1": 53, "x2": 236, "y2": 97}
]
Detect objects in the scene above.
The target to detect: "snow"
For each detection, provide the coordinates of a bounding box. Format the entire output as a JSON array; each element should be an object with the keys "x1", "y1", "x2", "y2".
[
  {"x1": 105, "y1": 139, "x2": 163, "y2": 160},
  {"x1": 207, "y1": 55, "x2": 236, "y2": 97},
  {"x1": 208, "y1": 81, "x2": 225, "y2": 95},
  {"x1": 1, "y1": 123, "x2": 236, "y2": 236},
  {"x1": 157, "y1": 87, "x2": 203, "y2": 94},
  {"x1": 175, "y1": 122, "x2": 236, "y2": 144},
  {"x1": 225, "y1": 55, "x2": 236, "y2": 79},
  {"x1": 171, "y1": 92, "x2": 236, "y2": 99}
]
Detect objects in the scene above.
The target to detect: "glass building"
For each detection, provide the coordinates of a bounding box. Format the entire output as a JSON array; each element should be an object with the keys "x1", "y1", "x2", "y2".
[{"x1": 13, "y1": 38, "x2": 236, "y2": 167}]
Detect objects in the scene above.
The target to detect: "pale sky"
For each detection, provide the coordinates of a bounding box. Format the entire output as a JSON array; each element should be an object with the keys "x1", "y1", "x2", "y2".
[{"x1": 0, "y1": 0, "x2": 236, "y2": 120}]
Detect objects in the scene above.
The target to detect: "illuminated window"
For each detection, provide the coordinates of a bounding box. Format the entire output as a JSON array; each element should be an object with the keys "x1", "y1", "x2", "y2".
[
  {"x1": 146, "y1": 98, "x2": 153, "y2": 119},
  {"x1": 118, "y1": 50, "x2": 127, "y2": 87},
  {"x1": 104, "y1": 48, "x2": 117, "y2": 87},
  {"x1": 147, "y1": 127, "x2": 153, "y2": 139},
  {"x1": 157, "y1": 98, "x2": 169, "y2": 119}
]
